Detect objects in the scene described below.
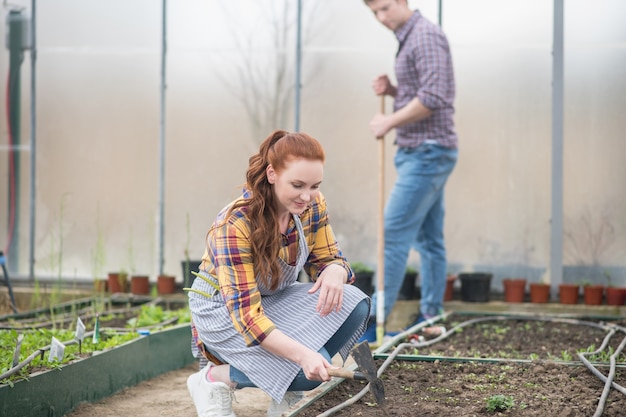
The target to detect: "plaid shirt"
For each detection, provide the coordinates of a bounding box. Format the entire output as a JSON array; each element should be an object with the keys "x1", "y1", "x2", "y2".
[
  {"x1": 199, "y1": 191, "x2": 354, "y2": 346},
  {"x1": 394, "y1": 10, "x2": 457, "y2": 149}
]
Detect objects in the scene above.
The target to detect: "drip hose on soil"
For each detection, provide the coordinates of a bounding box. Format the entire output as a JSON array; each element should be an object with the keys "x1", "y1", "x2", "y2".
[
  {"x1": 314, "y1": 313, "x2": 626, "y2": 417},
  {"x1": 316, "y1": 342, "x2": 415, "y2": 417},
  {"x1": 576, "y1": 324, "x2": 626, "y2": 417}
]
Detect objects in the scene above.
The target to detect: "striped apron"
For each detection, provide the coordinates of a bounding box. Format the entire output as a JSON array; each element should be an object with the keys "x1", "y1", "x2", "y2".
[{"x1": 188, "y1": 214, "x2": 369, "y2": 402}]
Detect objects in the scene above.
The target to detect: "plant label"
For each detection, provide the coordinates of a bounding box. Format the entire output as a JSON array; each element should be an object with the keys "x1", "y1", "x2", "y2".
[
  {"x1": 48, "y1": 337, "x2": 65, "y2": 362},
  {"x1": 75, "y1": 317, "x2": 86, "y2": 342},
  {"x1": 92, "y1": 314, "x2": 101, "y2": 345}
]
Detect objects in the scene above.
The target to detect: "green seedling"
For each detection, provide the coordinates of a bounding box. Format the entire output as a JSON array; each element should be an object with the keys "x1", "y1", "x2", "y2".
[{"x1": 485, "y1": 394, "x2": 515, "y2": 412}]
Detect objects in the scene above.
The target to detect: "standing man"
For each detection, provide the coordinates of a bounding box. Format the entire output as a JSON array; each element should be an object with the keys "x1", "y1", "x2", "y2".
[{"x1": 361, "y1": 0, "x2": 458, "y2": 342}]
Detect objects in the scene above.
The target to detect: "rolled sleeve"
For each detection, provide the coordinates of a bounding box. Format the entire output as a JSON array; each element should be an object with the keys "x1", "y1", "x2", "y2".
[
  {"x1": 302, "y1": 194, "x2": 354, "y2": 284},
  {"x1": 211, "y1": 220, "x2": 276, "y2": 346},
  {"x1": 415, "y1": 31, "x2": 453, "y2": 111}
]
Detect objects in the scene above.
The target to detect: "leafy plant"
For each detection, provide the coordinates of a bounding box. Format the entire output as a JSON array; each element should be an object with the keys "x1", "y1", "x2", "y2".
[
  {"x1": 485, "y1": 394, "x2": 515, "y2": 412},
  {"x1": 351, "y1": 262, "x2": 374, "y2": 274},
  {"x1": 1, "y1": 304, "x2": 191, "y2": 387},
  {"x1": 126, "y1": 305, "x2": 190, "y2": 329},
  {"x1": 405, "y1": 265, "x2": 418, "y2": 274}
]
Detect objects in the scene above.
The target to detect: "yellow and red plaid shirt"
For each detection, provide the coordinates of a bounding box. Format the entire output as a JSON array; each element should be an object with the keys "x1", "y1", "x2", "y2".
[{"x1": 198, "y1": 191, "x2": 354, "y2": 347}]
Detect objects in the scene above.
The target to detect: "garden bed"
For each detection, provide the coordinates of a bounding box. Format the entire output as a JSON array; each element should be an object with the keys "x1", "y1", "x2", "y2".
[
  {"x1": 0, "y1": 295, "x2": 194, "y2": 417},
  {"x1": 296, "y1": 313, "x2": 626, "y2": 416}
]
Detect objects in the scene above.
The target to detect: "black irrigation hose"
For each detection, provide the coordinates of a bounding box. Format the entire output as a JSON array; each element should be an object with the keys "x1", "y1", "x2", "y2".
[{"x1": 316, "y1": 313, "x2": 626, "y2": 417}]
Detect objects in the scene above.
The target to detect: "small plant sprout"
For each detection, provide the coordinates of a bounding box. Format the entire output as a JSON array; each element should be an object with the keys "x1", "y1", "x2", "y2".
[{"x1": 485, "y1": 394, "x2": 515, "y2": 412}]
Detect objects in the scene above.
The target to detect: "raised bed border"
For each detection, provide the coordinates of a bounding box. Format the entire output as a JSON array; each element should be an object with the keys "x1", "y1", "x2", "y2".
[{"x1": 0, "y1": 323, "x2": 194, "y2": 417}]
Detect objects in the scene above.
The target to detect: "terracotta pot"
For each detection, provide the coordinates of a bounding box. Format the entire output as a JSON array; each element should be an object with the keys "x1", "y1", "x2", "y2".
[
  {"x1": 444, "y1": 275, "x2": 456, "y2": 301},
  {"x1": 558, "y1": 283, "x2": 580, "y2": 304},
  {"x1": 107, "y1": 272, "x2": 128, "y2": 293},
  {"x1": 503, "y1": 278, "x2": 527, "y2": 303},
  {"x1": 130, "y1": 275, "x2": 150, "y2": 295},
  {"x1": 459, "y1": 272, "x2": 492, "y2": 302},
  {"x1": 157, "y1": 275, "x2": 177, "y2": 295},
  {"x1": 529, "y1": 283, "x2": 551, "y2": 303},
  {"x1": 583, "y1": 285, "x2": 604, "y2": 306},
  {"x1": 606, "y1": 287, "x2": 626, "y2": 306}
]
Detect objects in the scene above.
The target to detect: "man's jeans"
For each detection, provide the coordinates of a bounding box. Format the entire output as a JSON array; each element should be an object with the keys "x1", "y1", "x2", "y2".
[{"x1": 372, "y1": 142, "x2": 457, "y2": 321}]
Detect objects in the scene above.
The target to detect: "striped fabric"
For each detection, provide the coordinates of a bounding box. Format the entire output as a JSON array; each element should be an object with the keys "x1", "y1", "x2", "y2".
[
  {"x1": 394, "y1": 10, "x2": 457, "y2": 149},
  {"x1": 197, "y1": 192, "x2": 354, "y2": 346},
  {"x1": 189, "y1": 198, "x2": 368, "y2": 403}
]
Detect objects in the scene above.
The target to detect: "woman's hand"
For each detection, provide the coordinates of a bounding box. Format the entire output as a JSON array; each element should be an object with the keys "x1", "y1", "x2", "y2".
[
  {"x1": 299, "y1": 351, "x2": 334, "y2": 382},
  {"x1": 261, "y1": 330, "x2": 334, "y2": 382},
  {"x1": 308, "y1": 264, "x2": 346, "y2": 317}
]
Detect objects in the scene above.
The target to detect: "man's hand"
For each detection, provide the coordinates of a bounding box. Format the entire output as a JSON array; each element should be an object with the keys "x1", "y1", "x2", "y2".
[
  {"x1": 372, "y1": 74, "x2": 397, "y2": 97},
  {"x1": 369, "y1": 113, "x2": 392, "y2": 139}
]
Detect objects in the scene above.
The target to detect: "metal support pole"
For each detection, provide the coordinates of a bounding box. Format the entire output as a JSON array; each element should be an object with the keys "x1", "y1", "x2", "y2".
[
  {"x1": 438, "y1": 0, "x2": 443, "y2": 26},
  {"x1": 550, "y1": 0, "x2": 564, "y2": 294},
  {"x1": 6, "y1": 10, "x2": 24, "y2": 274},
  {"x1": 29, "y1": 0, "x2": 37, "y2": 280},
  {"x1": 294, "y1": 0, "x2": 302, "y2": 132},
  {"x1": 157, "y1": 0, "x2": 167, "y2": 275}
]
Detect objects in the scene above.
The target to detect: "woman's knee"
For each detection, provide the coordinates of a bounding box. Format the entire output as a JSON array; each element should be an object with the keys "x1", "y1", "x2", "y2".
[{"x1": 353, "y1": 298, "x2": 370, "y2": 320}]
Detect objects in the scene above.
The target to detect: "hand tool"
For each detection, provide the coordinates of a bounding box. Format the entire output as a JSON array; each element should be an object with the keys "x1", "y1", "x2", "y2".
[{"x1": 326, "y1": 341, "x2": 386, "y2": 406}]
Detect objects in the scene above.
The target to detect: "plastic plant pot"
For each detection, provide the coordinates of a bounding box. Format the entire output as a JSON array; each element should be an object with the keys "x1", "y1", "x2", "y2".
[{"x1": 459, "y1": 272, "x2": 492, "y2": 302}]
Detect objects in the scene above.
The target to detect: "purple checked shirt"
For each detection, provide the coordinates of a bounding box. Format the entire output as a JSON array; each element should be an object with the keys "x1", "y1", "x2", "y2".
[{"x1": 394, "y1": 10, "x2": 457, "y2": 149}]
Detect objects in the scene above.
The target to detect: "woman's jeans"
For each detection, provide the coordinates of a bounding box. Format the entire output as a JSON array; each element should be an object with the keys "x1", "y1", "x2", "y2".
[
  {"x1": 209, "y1": 298, "x2": 370, "y2": 391},
  {"x1": 372, "y1": 143, "x2": 457, "y2": 320}
]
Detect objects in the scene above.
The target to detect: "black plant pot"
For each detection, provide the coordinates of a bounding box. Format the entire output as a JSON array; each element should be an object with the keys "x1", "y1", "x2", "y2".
[
  {"x1": 181, "y1": 259, "x2": 203, "y2": 288},
  {"x1": 353, "y1": 272, "x2": 374, "y2": 297},
  {"x1": 459, "y1": 272, "x2": 493, "y2": 302},
  {"x1": 398, "y1": 272, "x2": 418, "y2": 300}
]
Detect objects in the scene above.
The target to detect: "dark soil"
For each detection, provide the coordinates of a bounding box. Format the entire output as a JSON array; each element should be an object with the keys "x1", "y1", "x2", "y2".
[{"x1": 299, "y1": 314, "x2": 626, "y2": 416}]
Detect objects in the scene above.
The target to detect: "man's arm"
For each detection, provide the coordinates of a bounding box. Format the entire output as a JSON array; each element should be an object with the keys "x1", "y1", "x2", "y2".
[{"x1": 369, "y1": 97, "x2": 433, "y2": 138}]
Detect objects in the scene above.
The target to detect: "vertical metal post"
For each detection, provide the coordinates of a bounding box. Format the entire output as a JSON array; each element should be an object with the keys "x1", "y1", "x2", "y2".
[
  {"x1": 6, "y1": 10, "x2": 24, "y2": 274},
  {"x1": 550, "y1": 0, "x2": 564, "y2": 293},
  {"x1": 438, "y1": 0, "x2": 443, "y2": 26},
  {"x1": 158, "y1": 0, "x2": 167, "y2": 275},
  {"x1": 294, "y1": 0, "x2": 302, "y2": 132},
  {"x1": 29, "y1": 0, "x2": 37, "y2": 280}
]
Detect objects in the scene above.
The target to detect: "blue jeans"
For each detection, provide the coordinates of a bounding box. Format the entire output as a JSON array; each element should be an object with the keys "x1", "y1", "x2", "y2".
[
  {"x1": 209, "y1": 298, "x2": 370, "y2": 391},
  {"x1": 372, "y1": 143, "x2": 457, "y2": 321}
]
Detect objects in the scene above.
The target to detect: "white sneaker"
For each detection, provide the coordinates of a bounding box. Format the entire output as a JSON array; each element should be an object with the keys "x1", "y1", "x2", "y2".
[
  {"x1": 266, "y1": 391, "x2": 304, "y2": 417},
  {"x1": 187, "y1": 362, "x2": 236, "y2": 417}
]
